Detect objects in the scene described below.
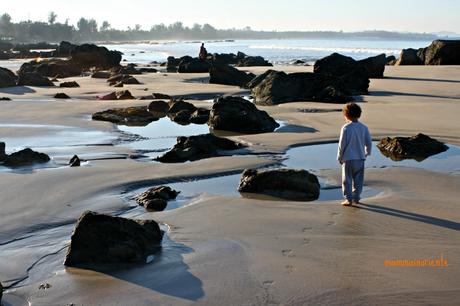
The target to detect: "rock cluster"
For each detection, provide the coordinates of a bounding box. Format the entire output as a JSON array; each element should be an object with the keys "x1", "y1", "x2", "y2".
[{"x1": 136, "y1": 186, "x2": 180, "y2": 211}]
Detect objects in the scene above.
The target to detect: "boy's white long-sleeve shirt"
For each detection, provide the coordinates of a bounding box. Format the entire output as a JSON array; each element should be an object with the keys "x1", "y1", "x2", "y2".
[{"x1": 337, "y1": 121, "x2": 372, "y2": 162}]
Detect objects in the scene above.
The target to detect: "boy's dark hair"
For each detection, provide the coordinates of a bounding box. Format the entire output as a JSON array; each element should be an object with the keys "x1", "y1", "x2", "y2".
[{"x1": 343, "y1": 102, "x2": 362, "y2": 120}]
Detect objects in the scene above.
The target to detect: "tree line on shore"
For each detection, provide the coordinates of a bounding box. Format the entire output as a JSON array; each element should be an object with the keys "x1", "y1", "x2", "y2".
[{"x1": 0, "y1": 11, "x2": 440, "y2": 43}]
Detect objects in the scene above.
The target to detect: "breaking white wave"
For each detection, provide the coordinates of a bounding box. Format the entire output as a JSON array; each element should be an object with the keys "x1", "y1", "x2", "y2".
[{"x1": 249, "y1": 44, "x2": 401, "y2": 55}]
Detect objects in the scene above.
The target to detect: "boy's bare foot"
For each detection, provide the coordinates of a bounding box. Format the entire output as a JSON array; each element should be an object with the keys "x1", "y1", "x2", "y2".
[{"x1": 341, "y1": 200, "x2": 352, "y2": 206}]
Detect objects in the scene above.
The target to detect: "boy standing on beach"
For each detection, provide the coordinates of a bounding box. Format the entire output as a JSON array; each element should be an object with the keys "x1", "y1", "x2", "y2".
[{"x1": 337, "y1": 103, "x2": 372, "y2": 206}]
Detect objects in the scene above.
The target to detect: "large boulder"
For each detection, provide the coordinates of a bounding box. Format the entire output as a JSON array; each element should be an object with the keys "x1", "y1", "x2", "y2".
[
  {"x1": 57, "y1": 41, "x2": 76, "y2": 57},
  {"x1": 168, "y1": 99, "x2": 197, "y2": 114},
  {"x1": 92, "y1": 106, "x2": 158, "y2": 126},
  {"x1": 358, "y1": 54, "x2": 386, "y2": 78},
  {"x1": 0, "y1": 67, "x2": 17, "y2": 88},
  {"x1": 237, "y1": 56, "x2": 272, "y2": 67},
  {"x1": 64, "y1": 211, "x2": 163, "y2": 266},
  {"x1": 0, "y1": 142, "x2": 6, "y2": 161},
  {"x1": 17, "y1": 72, "x2": 54, "y2": 86},
  {"x1": 422, "y1": 40, "x2": 460, "y2": 65},
  {"x1": 251, "y1": 70, "x2": 352, "y2": 105},
  {"x1": 155, "y1": 134, "x2": 244, "y2": 163},
  {"x1": 377, "y1": 133, "x2": 448, "y2": 161},
  {"x1": 177, "y1": 58, "x2": 211, "y2": 73},
  {"x1": 209, "y1": 64, "x2": 255, "y2": 87},
  {"x1": 136, "y1": 186, "x2": 180, "y2": 211},
  {"x1": 212, "y1": 53, "x2": 239, "y2": 65},
  {"x1": 70, "y1": 44, "x2": 122, "y2": 69},
  {"x1": 208, "y1": 96, "x2": 279, "y2": 134},
  {"x1": 238, "y1": 168, "x2": 320, "y2": 201},
  {"x1": 3, "y1": 148, "x2": 50, "y2": 167},
  {"x1": 396, "y1": 48, "x2": 424, "y2": 65},
  {"x1": 313, "y1": 53, "x2": 370, "y2": 93},
  {"x1": 18, "y1": 59, "x2": 82, "y2": 78}
]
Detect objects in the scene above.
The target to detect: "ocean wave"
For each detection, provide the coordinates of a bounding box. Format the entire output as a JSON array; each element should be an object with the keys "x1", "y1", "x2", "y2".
[{"x1": 249, "y1": 44, "x2": 400, "y2": 54}]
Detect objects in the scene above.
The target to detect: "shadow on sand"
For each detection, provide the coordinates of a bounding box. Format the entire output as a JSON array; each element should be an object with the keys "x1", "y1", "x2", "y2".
[
  {"x1": 70, "y1": 238, "x2": 204, "y2": 301},
  {"x1": 0, "y1": 86, "x2": 36, "y2": 95},
  {"x1": 370, "y1": 90, "x2": 460, "y2": 100},
  {"x1": 385, "y1": 76, "x2": 460, "y2": 84},
  {"x1": 355, "y1": 203, "x2": 460, "y2": 231}
]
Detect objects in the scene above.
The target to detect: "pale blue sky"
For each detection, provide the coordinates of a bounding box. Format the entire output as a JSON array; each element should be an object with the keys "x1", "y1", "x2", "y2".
[{"x1": 2, "y1": 0, "x2": 459, "y2": 33}]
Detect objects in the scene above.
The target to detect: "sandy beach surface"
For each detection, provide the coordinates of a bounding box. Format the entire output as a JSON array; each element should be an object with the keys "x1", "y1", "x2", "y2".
[{"x1": 1, "y1": 64, "x2": 460, "y2": 305}]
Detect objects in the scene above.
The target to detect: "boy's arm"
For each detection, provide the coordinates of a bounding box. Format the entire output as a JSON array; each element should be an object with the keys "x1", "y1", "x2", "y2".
[
  {"x1": 337, "y1": 126, "x2": 346, "y2": 163},
  {"x1": 365, "y1": 126, "x2": 372, "y2": 157}
]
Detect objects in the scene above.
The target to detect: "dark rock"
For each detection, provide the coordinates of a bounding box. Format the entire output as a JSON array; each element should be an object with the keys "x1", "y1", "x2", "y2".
[
  {"x1": 177, "y1": 58, "x2": 211, "y2": 73},
  {"x1": 114, "y1": 82, "x2": 124, "y2": 87},
  {"x1": 3, "y1": 148, "x2": 50, "y2": 167},
  {"x1": 0, "y1": 67, "x2": 17, "y2": 88},
  {"x1": 92, "y1": 106, "x2": 158, "y2": 125},
  {"x1": 189, "y1": 108, "x2": 210, "y2": 124},
  {"x1": 139, "y1": 67, "x2": 158, "y2": 73},
  {"x1": 69, "y1": 155, "x2": 81, "y2": 167},
  {"x1": 313, "y1": 53, "x2": 370, "y2": 93},
  {"x1": 251, "y1": 70, "x2": 352, "y2": 105},
  {"x1": 293, "y1": 60, "x2": 305, "y2": 65},
  {"x1": 358, "y1": 54, "x2": 386, "y2": 78},
  {"x1": 116, "y1": 90, "x2": 135, "y2": 100},
  {"x1": 57, "y1": 41, "x2": 76, "y2": 57},
  {"x1": 0, "y1": 97, "x2": 11, "y2": 101},
  {"x1": 396, "y1": 48, "x2": 424, "y2": 65},
  {"x1": 54, "y1": 93, "x2": 70, "y2": 99},
  {"x1": 212, "y1": 53, "x2": 239, "y2": 65},
  {"x1": 422, "y1": 40, "x2": 460, "y2": 65},
  {"x1": 237, "y1": 56, "x2": 272, "y2": 67},
  {"x1": 136, "y1": 186, "x2": 179, "y2": 211},
  {"x1": 385, "y1": 55, "x2": 397, "y2": 65},
  {"x1": 166, "y1": 56, "x2": 181, "y2": 72},
  {"x1": 169, "y1": 109, "x2": 194, "y2": 124},
  {"x1": 107, "y1": 74, "x2": 140, "y2": 86},
  {"x1": 18, "y1": 59, "x2": 82, "y2": 78},
  {"x1": 0, "y1": 142, "x2": 6, "y2": 161},
  {"x1": 155, "y1": 134, "x2": 244, "y2": 163},
  {"x1": 64, "y1": 211, "x2": 163, "y2": 266},
  {"x1": 209, "y1": 64, "x2": 256, "y2": 87},
  {"x1": 247, "y1": 69, "x2": 277, "y2": 89},
  {"x1": 377, "y1": 133, "x2": 448, "y2": 161},
  {"x1": 152, "y1": 93, "x2": 171, "y2": 99},
  {"x1": 97, "y1": 92, "x2": 118, "y2": 100},
  {"x1": 148, "y1": 100, "x2": 169, "y2": 114},
  {"x1": 17, "y1": 72, "x2": 54, "y2": 86},
  {"x1": 114, "y1": 64, "x2": 142, "y2": 75},
  {"x1": 238, "y1": 168, "x2": 320, "y2": 201},
  {"x1": 168, "y1": 100, "x2": 197, "y2": 113},
  {"x1": 91, "y1": 71, "x2": 111, "y2": 78},
  {"x1": 208, "y1": 96, "x2": 279, "y2": 134},
  {"x1": 70, "y1": 44, "x2": 122, "y2": 70},
  {"x1": 60, "y1": 81, "x2": 80, "y2": 88}
]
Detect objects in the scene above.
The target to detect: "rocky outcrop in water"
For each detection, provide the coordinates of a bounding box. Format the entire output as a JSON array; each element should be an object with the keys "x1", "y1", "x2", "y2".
[
  {"x1": 156, "y1": 134, "x2": 244, "y2": 163},
  {"x1": 70, "y1": 44, "x2": 122, "y2": 70},
  {"x1": 17, "y1": 72, "x2": 54, "y2": 86},
  {"x1": 177, "y1": 58, "x2": 211, "y2": 73},
  {"x1": 377, "y1": 133, "x2": 448, "y2": 161},
  {"x1": 0, "y1": 67, "x2": 17, "y2": 88},
  {"x1": 237, "y1": 56, "x2": 272, "y2": 67},
  {"x1": 358, "y1": 53, "x2": 386, "y2": 78},
  {"x1": 209, "y1": 64, "x2": 255, "y2": 87},
  {"x1": 313, "y1": 53, "x2": 370, "y2": 93},
  {"x1": 69, "y1": 155, "x2": 81, "y2": 167},
  {"x1": 2, "y1": 147, "x2": 50, "y2": 167},
  {"x1": 92, "y1": 106, "x2": 158, "y2": 126},
  {"x1": 250, "y1": 70, "x2": 353, "y2": 105},
  {"x1": 136, "y1": 186, "x2": 180, "y2": 211},
  {"x1": 208, "y1": 96, "x2": 279, "y2": 133},
  {"x1": 64, "y1": 211, "x2": 163, "y2": 266},
  {"x1": 396, "y1": 40, "x2": 460, "y2": 65},
  {"x1": 238, "y1": 168, "x2": 320, "y2": 201}
]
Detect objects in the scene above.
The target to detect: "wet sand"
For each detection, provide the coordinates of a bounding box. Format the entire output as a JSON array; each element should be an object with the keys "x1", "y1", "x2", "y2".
[{"x1": 1, "y1": 64, "x2": 460, "y2": 305}]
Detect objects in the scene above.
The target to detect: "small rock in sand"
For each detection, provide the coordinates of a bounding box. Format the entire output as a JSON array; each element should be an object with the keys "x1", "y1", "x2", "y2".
[
  {"x1": 54, "y1": 93, "x2": 70, "y2": 99},
  {"x1": 60, "y1": 81, "x2": 80, "y2": 88},
  {"x1": 136, "y1": 186, "x2": 180, "y2": 211},
  {"x1": 69, "y1": 155, "x2": 81, "y2": 167}
]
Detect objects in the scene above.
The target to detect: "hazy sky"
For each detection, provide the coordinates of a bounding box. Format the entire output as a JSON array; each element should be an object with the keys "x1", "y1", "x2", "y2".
[{"x1": 2, "y1": 0, "x2": 459, "y2": 33}]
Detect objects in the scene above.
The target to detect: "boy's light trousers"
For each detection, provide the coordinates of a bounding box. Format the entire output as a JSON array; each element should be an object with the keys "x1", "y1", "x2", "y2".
[{"x1": 342, "y1": 159, "x2": 365, "y2": 201}]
